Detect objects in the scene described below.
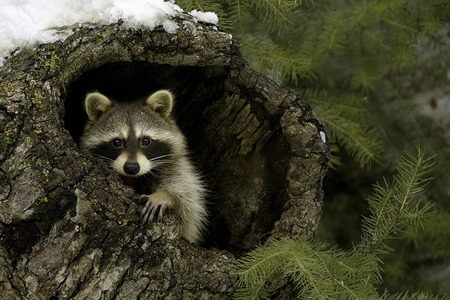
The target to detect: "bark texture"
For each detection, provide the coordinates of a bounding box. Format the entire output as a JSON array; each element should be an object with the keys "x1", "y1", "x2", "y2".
[{"x1": 0, "y1": 16, "x2": 328, "y2": 299}]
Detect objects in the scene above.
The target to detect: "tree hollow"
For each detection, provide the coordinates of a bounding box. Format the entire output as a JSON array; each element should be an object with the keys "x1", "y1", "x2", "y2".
[{"x1": 0, "y1": 19, "x2": 328, "y2": 299}]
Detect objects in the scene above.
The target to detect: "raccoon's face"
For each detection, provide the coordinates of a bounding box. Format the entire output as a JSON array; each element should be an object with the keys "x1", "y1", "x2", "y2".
[
  {"x1": 80, "y1": 90, "x2": 185, "y2": 178},
  {"x1": 92, "y1": 128, "x2": 173, "y2": 177}
]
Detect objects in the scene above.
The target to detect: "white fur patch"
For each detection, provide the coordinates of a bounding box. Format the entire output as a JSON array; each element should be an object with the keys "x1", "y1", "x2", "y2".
[
  {"x1": 136, "y1": 152, "x2": 151, "y2": 175},
  {"x1": 112, "y1": 153, "x2": 129, "y2": 176}
]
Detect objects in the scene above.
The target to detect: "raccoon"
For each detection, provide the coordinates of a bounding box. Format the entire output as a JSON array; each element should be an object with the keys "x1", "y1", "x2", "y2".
[{"x1": 80, "y1": 90, "x2": 207, "y2": 244}]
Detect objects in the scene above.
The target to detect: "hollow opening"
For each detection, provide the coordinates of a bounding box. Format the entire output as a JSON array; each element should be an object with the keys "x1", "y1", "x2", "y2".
[
  {"x1": 64, "y1": 62, "x2": 227, "y2": 143},
  {"x1": 64, "y1": 61, "x2": 289, "y2": 255}
]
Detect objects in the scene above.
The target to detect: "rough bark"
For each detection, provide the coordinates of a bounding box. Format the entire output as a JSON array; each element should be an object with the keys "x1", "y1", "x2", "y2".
[{"x1": 0, "y1": 16, "x2": 328, "y2": 299}]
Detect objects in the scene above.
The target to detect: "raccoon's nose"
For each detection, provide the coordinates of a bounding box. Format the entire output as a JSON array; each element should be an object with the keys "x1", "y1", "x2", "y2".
[{"x1": 124, "y1": 162, "x2": 140, "y2": 175}]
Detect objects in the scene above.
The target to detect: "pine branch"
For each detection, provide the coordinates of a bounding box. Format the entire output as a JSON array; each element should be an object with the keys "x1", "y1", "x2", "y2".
[
  {"x1": 249, "y1": 0, "x2": 298, "y2": 30},
  {"x1": 234, "y1": 237, "x2": 329, "y2": 299},
  {"x1": 403, "y1": 210, "x2": 450, "y2": 257},
  {"x1": 299, "y1": 0, "x2": 428, "y2": 90},
  {"x1": 382, "y1": 210, "x2": 450, "y2": 292},
  {"x1": 307, "y1": 90, "x2": 383, "y2": 169},
  {"x1": 227, "y1": 0, "x2": 253, "y2": 25},
  {"x1": 225, "y1": 0, "x2": 300, "y2": 31},
  {"x1": 358, "y1": 147, "x2": 435, "y2": 255},
  {"x1": 234, "y1": 237, "x2": 379, "y2": 299},
  {"x1": 240, "y1": 34, "x2": 313, "y2": 84}
]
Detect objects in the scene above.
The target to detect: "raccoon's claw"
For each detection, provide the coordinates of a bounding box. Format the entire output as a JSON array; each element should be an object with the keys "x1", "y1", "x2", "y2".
[
  {"x1": 140, "y1": 196, "x2": 165, "y2": 223},
  {"x1": 140, "y1": 190, "x2": 174, "y2": 224}
]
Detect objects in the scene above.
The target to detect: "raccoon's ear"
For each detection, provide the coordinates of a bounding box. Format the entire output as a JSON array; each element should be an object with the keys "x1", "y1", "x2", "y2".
[
  {"x1": 146, "y1": 90, "x2": 174, "y2": 118},
  {"x1": 84, "y1": 92, "x2": 112, "y2": 122}
]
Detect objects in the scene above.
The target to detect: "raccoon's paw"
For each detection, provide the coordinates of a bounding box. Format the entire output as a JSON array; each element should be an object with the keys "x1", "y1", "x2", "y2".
[{"x1": 140, "y1": 190, "x2": 174, "y2": 224}]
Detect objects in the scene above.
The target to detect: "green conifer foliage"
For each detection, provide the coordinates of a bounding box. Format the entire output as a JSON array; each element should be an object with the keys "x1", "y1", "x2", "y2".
[
  {"x1": 306, "y1": 90, "x2": 382, "y2": 169},
  {"x1": 358, "y1": 148, "x2": 435, "y2": 256},
  {"x1": 233, "y1": 149, "x2": 438, "y2": 299}
]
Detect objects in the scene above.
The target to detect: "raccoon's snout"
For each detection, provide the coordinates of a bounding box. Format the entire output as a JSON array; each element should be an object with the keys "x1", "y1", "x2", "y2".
[{"x1": 124, "y1": 162, "x2": 140, "y2": 175}]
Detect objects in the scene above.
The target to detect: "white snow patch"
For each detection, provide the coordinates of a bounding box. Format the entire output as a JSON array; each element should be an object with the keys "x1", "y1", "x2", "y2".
[
  {"x1": 0, "y1": 0, "x2": 219, "y2": 66},
  {"x1": 189, "y1": 9, "x2": 219, "y2": 25},
  {"x1": 319, "y1": 131, "x2": 327, "y2": 143},
  {"x1": 162, "y1": 19, "x2": 179, "y2": 34}
]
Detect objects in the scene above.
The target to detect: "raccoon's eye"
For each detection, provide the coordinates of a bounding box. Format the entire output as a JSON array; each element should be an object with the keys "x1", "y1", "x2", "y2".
[
  {"x1": 141, "y1": 137, "x2": 152, "y2": 147},
  {"x1": 111, "y1": 139, "x2": 123, "y2": 148}
]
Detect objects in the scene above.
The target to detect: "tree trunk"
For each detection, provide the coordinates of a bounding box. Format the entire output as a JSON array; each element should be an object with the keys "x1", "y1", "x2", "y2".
[{"x1": 0, "y1": 16, "x2": 328, "y2": 299}]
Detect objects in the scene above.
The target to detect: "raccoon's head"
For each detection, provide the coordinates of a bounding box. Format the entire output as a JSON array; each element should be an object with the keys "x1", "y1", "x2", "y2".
[{"x1": 80, "y1": 90, "x2": 186, "y2": 177}]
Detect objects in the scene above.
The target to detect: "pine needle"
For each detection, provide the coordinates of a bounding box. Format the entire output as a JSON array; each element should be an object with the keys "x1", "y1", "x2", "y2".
[
  {"x1": 234, "y1": 237, "x2": 379, "y2": 299},
  {"x1": 358, "y1": 147, "x2": 435, "y2": 255}
]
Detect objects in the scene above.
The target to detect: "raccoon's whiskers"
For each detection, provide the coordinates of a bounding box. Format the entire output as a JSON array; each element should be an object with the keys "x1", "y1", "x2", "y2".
[
  {"x1": 149, "y1": 154, "x2": 173, "y2": 162},
  {"x1": 149, "y1": 153, "x2": 175, "y2": 170},
  {"x1": 93, "y1": 154, "x2": 114, "y2": 164},
  {"x1": 152, "y1": 160, "x2": 175, "y2": 171},
  {"x1": 144, "y1": 170, "x2": 161, "y2": 180}
]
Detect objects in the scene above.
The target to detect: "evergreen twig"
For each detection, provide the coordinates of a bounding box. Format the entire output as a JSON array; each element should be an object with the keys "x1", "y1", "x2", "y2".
[
  {"x1": 358, "y1": 148, "x2": 435, "y2": 255},
  {"x1": 308, "y1": 90, "x2": 382, "y2": 169}
]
